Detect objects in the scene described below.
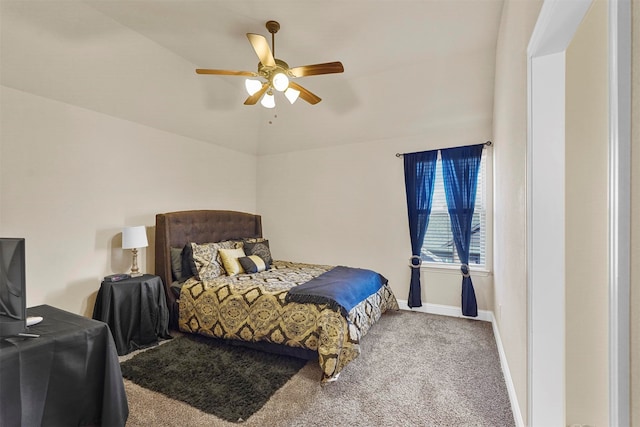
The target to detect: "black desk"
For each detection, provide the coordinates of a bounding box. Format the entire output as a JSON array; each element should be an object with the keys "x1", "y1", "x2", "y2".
[
  {"x1": 92, "y1": 274, "x2": 171, "y2": 356},
  {"x1": 0, "y1": 305, "x2": 128, "y2": 427}
]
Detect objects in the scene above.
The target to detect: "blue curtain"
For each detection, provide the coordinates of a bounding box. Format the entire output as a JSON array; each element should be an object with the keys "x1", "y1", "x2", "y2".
[
  {"x1": 403, "y1": 150, "x2": 438, "y2": 308},
  {"x1": 441, "y1": 144, "x2": 484, "y2": 317}
]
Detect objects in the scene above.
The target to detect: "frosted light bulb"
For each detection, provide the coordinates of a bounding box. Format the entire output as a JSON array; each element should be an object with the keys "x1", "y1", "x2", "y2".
[{"x1": 272, "y1": 73, "x2": 289, "y2": 92}]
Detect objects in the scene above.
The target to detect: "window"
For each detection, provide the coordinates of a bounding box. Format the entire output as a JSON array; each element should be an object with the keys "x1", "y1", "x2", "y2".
[{"x1": 421, "y1": 150, "x2": 487, "y2": 267}]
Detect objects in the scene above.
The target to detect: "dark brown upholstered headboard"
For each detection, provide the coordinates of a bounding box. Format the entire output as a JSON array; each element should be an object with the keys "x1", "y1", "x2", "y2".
[{"x1": 155, "y1": 210, "x2": 262, "y2": 325}]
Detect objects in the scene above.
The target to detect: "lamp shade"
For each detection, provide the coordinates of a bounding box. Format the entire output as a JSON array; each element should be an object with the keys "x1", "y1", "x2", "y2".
[
  {"x1": 285, "y1": 87, "x2": 300, "y2": 104},
  {"x1": 245, "y1": 79, "x2": 263, "y2": 96},
  {"x1": 260, "y1": 92, "x2": 276, "y2": 108},
  {"x1": 122, "y1": 226, "x2": 148, "y2": 249}
]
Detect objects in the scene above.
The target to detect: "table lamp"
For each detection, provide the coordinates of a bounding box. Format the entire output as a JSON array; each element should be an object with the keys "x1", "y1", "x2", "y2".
[{"x1": 122, "y1": 226, "x2": 148, "y2": 277}]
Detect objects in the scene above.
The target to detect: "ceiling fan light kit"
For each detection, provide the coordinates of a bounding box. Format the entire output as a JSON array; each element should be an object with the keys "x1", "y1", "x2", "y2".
[
  {"x1": 245, "y1": 79, "x2": 263, "y2": 96},
  {"x1": 196, "y1": 20, "x2": 344, "y2": 108},
  {"x1": 261, "y1": 92, "x2": 276, "y2": 109},
  {"x1": 284, "y1": 87, "x2": 300, "y2": 104},
  {"x1": 272, "y1": 72, "x2": 289, "y2": 92}
]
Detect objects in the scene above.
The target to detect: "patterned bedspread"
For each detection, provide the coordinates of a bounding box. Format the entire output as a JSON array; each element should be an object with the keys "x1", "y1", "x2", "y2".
[{"x1": 178, "y1": 260, "x2": 399, "y2": 382}]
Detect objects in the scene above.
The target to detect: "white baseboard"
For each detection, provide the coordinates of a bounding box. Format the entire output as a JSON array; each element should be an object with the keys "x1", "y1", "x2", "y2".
[
  {"x1": 396, "y1": 300, "x2": 524, "y2": 427},
  {"x1": 396, "y1": 299, "x2": 493, "y2": 322},
  {"x1": 489, "y1": 312, "x2": 525, "y2": 427}
]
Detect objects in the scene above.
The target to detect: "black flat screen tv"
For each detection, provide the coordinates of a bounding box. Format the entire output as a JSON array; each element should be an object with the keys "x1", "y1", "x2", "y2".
[{"x1": 0, "y1": 238, "x2": 26, "y2": 338}]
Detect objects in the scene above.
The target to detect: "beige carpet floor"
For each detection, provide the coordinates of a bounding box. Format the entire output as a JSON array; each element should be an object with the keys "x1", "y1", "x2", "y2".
[{"x1": 122, "y1": 310, "x2": 514, "y2": 427}]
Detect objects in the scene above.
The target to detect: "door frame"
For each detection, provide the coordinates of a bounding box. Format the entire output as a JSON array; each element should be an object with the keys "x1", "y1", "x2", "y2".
[{"x1": 526, "y1": 0, "x2": 631, "y2": 425}]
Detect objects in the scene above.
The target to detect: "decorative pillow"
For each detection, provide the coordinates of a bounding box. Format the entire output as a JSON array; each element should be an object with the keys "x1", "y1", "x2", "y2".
[
  {"x1": 188, "y1": 240, "x2": 240, "y2": 280},
  {"x1": 218, "y1": 248, "x2": 246, "y2": 277},
  {"x1": 238, "y1": 255, "x2": 269, "y2": 274},
  {"x1": 181, "y1": 242, "x2": 195, "y2": 279},
  {"x1": 243, "y1": 240, "x2": 272, "y2": 267},
  {"x1": 170, "y1": 247, "x2": 186, "y2": 282},
  {"x1": 242, "y1": 237, "x2": 266, "y2": 244}
]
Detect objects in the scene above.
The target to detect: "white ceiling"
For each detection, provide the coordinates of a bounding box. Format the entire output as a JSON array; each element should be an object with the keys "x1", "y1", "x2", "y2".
[{"x1": 1, "y1": 0, "x2": 504, "y2": 155}]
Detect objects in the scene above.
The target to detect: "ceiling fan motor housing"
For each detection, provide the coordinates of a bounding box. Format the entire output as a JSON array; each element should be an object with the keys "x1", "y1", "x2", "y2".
[{"x1": 258, "y1": 58, "x2": 294, "y2": 79}]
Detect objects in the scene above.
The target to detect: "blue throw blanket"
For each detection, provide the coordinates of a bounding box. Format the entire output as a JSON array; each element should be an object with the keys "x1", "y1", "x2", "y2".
[{"x1": 285, "y1": 266, "x2": 387, "y2": 317}]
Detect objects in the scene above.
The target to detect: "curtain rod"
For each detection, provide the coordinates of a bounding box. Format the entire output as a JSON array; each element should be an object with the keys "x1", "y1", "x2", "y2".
[{"x1": 395, "y1": 141, "x2": 492, "y2": 158}]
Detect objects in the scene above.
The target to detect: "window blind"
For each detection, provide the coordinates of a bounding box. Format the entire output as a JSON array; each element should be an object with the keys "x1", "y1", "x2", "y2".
[{"x1": 422, "y1": 150, "x2": 486, "y2": 266}]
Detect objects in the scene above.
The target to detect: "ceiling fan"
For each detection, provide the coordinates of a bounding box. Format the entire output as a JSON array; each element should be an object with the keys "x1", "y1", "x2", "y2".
[{"x1": 196, "y1": 20, "x2": 344, "y2": 108}]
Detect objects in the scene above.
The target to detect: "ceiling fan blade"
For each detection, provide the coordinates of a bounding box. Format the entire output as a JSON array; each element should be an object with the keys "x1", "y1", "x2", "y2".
[
  {"x1": 244, "y1": 83, "x2": 270, "y2": 105},
  {"x1": 289, "y1": 61, "x2": 344, "y2": 78},
  {"x1": 196, "y1": 69, "x2": 257, "y2": 77},
  {"x1": 288, "y1": 81, "x2": 321, "y2": 105},
  {"x1": 246, "y1": 33, "x2": 275, "y2": 67}
]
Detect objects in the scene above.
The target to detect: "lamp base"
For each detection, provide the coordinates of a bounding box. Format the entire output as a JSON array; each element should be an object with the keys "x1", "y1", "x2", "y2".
[{"x1": 129, "y1": 248, "x2": 144, "y2": 278}]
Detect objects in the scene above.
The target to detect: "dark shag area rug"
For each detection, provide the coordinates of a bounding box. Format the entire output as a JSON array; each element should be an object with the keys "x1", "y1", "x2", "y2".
[{"x1": 120, "y1": 334, "x2": 308, "y2": 423}]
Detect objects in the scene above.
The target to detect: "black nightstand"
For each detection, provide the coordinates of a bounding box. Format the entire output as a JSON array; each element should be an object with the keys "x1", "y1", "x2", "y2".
[
  {"x1": 92, "y1": 274, "x2": 171, "y2": 356},
  {"x1": 1, "y1": 305, "x2": 129, "y2": 426}
]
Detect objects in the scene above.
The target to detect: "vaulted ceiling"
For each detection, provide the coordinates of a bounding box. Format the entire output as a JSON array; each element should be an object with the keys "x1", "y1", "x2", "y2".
[{"x1": 1, "y1": 0, "x2": 504, "y2": 155}]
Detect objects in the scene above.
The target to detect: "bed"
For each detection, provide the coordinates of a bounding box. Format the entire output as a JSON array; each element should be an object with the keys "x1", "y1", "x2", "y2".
[{"x1": 155, "y1": 210, "x2": 398, "y2": 382}]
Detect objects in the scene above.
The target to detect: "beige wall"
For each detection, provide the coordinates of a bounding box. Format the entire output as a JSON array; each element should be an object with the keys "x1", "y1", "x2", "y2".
[
  {"x1": 0, "y1": 1, "x2": 635, "y2": 424},
  {"x1": 0, "y1": 1, "x2": 501, "y2": 320},
  {"x1": 0, "y1": 86, "x2": 257, "y2": 317},
  {"x1": 632, "y1": 1, "x2": 639, "y2": 425},
  {"x1": 492, "y1": 0, "x2": 543, "y2": 423},
  {"x1": 256, "y1": 118, "x2": 494, "y2": 313},
  {"x1": 565, "y1": 0, "x2": 610, "y2": 424}
]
